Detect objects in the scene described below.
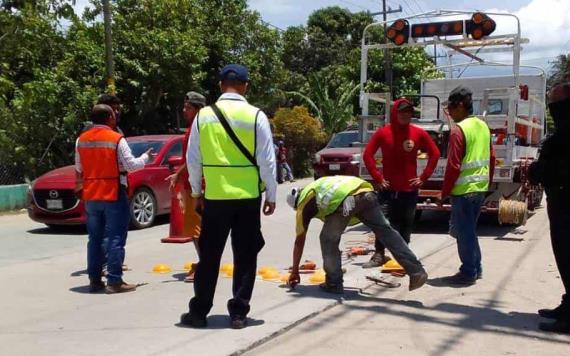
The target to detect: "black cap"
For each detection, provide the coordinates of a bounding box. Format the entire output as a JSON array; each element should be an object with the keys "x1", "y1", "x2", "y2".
[
  {"x1": 220, "y1": 64, "x2": 249, "y2": 82},
  {"x1": 446, "y1": 85, "x2": 473, "y2": 105}
]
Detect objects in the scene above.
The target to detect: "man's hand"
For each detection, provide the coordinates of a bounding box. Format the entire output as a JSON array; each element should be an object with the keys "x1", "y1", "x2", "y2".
[
  {"x1": 263, "y1": 201, "x2": 276, "y2": 216},
  {"x1": 379, "y1": 179, "x2": 391, "y2": 190},
  {"x1": 288, "y1": 271, "x2": 301, "y2": 289},
  {"x1": 409, "y1": 177, "x2": 424, "y2": 188},
  {"x1": 144, "y1": 147, "x2": 155, "y2": 161},
  {"x1": 193, "y1": 196, "x2": 204, "y2": 215},
  {"x1": 165, "y1": 172, "x2": 179, "y2": 190}
]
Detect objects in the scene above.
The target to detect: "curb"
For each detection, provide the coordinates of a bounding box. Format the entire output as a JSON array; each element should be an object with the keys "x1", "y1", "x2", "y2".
[{"x1": 0, "y1": 184, "x2": 28, "y2": 212}]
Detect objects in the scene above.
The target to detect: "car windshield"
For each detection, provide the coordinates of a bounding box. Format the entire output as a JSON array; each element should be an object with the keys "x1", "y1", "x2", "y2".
[
  {"x1": 127, "y1": 141, "x2": 164, "y2": 162},
  {"x1": 327, "y1": 132, "x2": 359, "y2": 148}
]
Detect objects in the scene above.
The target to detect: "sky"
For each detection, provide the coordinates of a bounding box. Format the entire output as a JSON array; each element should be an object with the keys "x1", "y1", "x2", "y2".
[{"x1": 74, "y1": 0, "x2": 570, "y2": 74}]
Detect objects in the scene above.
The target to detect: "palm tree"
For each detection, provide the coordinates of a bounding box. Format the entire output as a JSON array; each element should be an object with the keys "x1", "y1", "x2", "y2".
[{"x1": 284, "y1": 73, "x2": 359, "y2": 135}]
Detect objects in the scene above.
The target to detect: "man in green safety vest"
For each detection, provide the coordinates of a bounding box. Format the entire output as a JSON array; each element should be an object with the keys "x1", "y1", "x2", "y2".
[
  {"x1": 286, "y1": 175, "x2": 428, "y2": 294},
  {"x1": 440, "y1": 86, "x2": 495, "y2": 286},
  {"x1": 181, "y1": 64, "x2": 277, "y2": 329}
]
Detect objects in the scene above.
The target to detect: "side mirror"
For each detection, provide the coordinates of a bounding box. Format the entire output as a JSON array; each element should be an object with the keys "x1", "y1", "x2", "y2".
[{"x1": 167, "y1": 155, "x2": 184, "y2": 168}]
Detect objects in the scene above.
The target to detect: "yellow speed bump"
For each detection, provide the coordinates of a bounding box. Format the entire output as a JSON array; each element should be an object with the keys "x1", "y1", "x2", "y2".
[
  {"x1": 152, "y1": 263, "x2": 172, "y2": 274},
  {"x1": 183, "y1": 262, "x2": 196, "y2": 271},
  {"x1": 308, "y1": 269, "x2": 326, "y2": 284},
  {"x1": 220, "y1": 263, "x2": 234, "y2": 277}
]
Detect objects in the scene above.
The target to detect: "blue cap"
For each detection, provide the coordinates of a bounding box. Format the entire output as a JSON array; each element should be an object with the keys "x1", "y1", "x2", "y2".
[{"x1": 220, "y1": 64, "x2": 249, "y2": 82}]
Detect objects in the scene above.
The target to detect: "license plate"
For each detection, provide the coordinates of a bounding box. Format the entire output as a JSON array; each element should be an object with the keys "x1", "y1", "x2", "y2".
[
  {"x1": 46, "y1": 199, "x2": 63, "y2": 210},
  {"x1": 329, "y1": 164, "x2": 341, "y2": 171}
]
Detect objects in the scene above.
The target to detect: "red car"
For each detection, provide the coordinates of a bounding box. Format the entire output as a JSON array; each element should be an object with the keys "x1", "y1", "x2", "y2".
[
  {"x1": 27, "y1": 135, "x2": 184, "y2": 230},
  {"x1": 313, "y1": 130, "x2": 363, "y2": 179}
]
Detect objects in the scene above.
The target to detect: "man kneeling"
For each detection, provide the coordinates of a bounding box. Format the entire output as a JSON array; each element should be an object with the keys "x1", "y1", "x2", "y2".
[{"x1": 286, "y1": 175, "x2": 428, "y2": 293}]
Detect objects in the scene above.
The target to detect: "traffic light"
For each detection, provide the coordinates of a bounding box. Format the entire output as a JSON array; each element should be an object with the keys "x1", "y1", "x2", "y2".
[
  {"x1": 519, "y1": 84, "x2": 529, "y2": 101},
  {"x1": 386, "y1": 12, "x2": 496, "y2": 46}
]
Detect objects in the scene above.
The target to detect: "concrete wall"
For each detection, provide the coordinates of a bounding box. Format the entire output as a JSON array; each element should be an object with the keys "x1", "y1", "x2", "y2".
[{"x1": 0, "y1": 184, "x2": 28, "y2": 211}]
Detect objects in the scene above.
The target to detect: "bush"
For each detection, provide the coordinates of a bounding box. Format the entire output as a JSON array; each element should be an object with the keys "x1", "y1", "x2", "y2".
[{"x1": 272, "y1": 106, "x2": 327, "y2": 177}]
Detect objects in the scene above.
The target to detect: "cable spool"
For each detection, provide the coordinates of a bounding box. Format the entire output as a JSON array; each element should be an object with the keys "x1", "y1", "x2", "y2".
[{"x1": 498, "y1": 199, "x2": 528, "y2": 226}]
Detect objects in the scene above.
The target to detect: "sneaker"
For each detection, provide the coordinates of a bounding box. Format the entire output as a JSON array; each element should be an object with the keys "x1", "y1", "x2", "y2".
[
  {"x1": 409, "y1": 271, "x2": 428, "y2": 291},
  {"x1": 319, "y1": 282, "x2": 344, "y2": 294},
  {"x1": 230, "y1": 315, "x2": 247, "y2": 329},
  {"x1": 180, "y1": 312, "x2": 207, "y2": 328},
  {"x1": 105, "y1": 281, "x2": 137, "y2": 294},
  {"x1": 89, "y1": 279, "x2": 105, "y2": 293},
  {"x1": 362, "y1": 252, "x2": 391, "y2": 269},
  {"x1": 538, "y1": 305, "x2": 567, "y2": 320},
  {"x1": 538, "y1": 319, "x2": 570, "y2": 334},
  {"x1": 440, "y1": 272, "x2": 476, "y2": 286}
]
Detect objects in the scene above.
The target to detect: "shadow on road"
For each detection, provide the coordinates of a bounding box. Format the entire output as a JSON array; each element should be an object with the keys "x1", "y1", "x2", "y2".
[
  {"x1": 175, "y1": 315, "x2": 265, "y2": 330},
  {"x1": 27, "y1": 225, "x2": 86, "y2": 235}
]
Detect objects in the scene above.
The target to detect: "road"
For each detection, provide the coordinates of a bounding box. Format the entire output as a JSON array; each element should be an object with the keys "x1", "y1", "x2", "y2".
[{"x1": 0, "y1": 180, "x2": 564, "y2": 355}]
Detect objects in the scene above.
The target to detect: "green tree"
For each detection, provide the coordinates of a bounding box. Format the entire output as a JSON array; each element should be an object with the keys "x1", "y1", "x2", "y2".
[
  {"x1": 272, "y1": 106, "x2": 326, "y2": 176},
  {"x1": 548, "y1": 54, "x2": 570, "y2": 87}
]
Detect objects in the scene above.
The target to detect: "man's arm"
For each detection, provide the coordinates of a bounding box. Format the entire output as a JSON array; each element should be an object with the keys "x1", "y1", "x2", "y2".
[
  {"x1": 419, "y1": 129, "x2": 441, "y2": 181},
  {"x1": 441, "y1": 127, "x2": 465, "y2": 198},
  {"x1": 187, "y1": 117, "x2": 203, "y2": 197},
  {"x1": 288, "y1": 198, "x2": 317, "y2": 288},
  {"x1": 255, "y1": 111, "x2": 277, "y2": 205},
  {"x1": 363, "y1": 129, "x2": 386, "y2": 186},
  {"x1": 117, "y1": 138, "x2": 149, "y2": 172}
]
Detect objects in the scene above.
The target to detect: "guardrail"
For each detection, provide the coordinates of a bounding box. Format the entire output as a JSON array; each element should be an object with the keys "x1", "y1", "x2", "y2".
[{"x1": 0, "y1": 184, "x2": 29, "y2": 212}]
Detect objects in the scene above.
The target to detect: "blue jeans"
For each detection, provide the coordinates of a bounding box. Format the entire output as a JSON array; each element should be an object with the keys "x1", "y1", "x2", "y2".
[
  {"x1": 85, "y1": 188, "x2": 130, "y2": 285},
  {"x1": 280, "y1": 162, "x2": 294, "y2": 181},
  {"x1": 450, "y1": 193, "x2": 485, "y2": 279}
]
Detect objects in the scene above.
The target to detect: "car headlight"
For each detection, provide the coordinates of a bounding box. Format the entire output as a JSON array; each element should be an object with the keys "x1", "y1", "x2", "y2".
[{"x1": 350, "y1": 153, "x2": 361, "y2": 164}]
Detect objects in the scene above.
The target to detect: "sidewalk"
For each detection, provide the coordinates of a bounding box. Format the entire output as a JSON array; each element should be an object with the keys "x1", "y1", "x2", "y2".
[{"x1": 247, "y1": 205, "x2": 570, "y2": 356}]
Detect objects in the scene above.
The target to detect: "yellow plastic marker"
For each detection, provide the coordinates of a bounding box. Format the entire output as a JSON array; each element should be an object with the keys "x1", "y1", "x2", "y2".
[
  {"x1": 280, "y1": 273, "x2": 291, "y2": 283},
  {"x1": 183, "y1": 262, "x2": 196, "y2": 271},
  {"x1": 308, "y1": 269, "x2": 326, "y2": 284},
  {"x1": 261, "y1": 269, "x2": 280, "y2": 281},
  {"x1": 257, "y1": 266, "x2": 277, "y2": 276},
  {"x1": 152, "y1": 263, "x2": 172, "y2": 274},
  {"x1": 381, "y1": 259, "x2": 404, "y2": 272},
  {"x1": 220, "y1": 263, "x2": 234, "y2": 277}
]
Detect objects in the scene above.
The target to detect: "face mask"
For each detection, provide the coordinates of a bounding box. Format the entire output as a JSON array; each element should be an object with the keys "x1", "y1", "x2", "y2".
[{"x1": 548, "y1": 98, "x2": 570, "y2": 132}]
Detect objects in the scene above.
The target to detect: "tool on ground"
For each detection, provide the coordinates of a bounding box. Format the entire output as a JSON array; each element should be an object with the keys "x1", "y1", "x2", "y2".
[{"x1": 347, "y1": 246, "x2": 374, "y2": 257}]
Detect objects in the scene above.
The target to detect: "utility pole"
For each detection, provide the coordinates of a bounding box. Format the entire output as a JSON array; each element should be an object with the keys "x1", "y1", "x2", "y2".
[
  {"x1": 102, "y1": 0, "x2": 115, "y2": 94},
  {"x1": 371, "y1": 4, "x2": 402, "y2": 98}
]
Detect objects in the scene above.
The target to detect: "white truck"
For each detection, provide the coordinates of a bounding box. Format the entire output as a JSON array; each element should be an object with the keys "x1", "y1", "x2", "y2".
[{"x1": 357, "y1": 10, "x2": 546, "y2": 225}]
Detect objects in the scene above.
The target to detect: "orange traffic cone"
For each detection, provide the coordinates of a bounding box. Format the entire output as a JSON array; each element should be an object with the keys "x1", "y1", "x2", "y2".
[{"x1": 161, "y1": 175, "x2": 193, "y2": 243}]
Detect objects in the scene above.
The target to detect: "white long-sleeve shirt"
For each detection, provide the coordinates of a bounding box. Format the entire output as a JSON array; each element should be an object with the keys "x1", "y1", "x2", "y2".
[
  {"x1": 187, "y1": 93, "x2": 277, "y2": 202},
  {"x1": 75, "y1": 125, "x2": 149, "y2": 186}
]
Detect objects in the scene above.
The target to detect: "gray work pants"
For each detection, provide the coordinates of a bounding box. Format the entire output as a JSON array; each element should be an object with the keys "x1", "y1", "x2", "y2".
[{"x1": 320, "y1": 192, "x2": 424, "y2": 286}]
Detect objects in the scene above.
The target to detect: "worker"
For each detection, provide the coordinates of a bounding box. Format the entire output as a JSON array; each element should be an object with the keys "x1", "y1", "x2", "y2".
[
  {"x1": 362, "y1": 97, "x2": 440, "y2": 268},
  {"x1": 181, "y1": 64, "x2": 277, "y2": 329},
  {"x1": 439, "y1": 86, "x2": 495, "y2": 286},
  {"x1": 529, "y1": 82, "x2": 570, "y2": 333},
  {"x1": 286, "y1": 175, "x2": 428, "y2": 294},
  {"x1": 166, "y1": 91, "x2": 206, "y2": 283},
  {"x1": 76, "y1": 104, "x2": 152, "y2": 293},
  {"x1": 97, "y1": 94, "x2": 124, "y2": 135}
]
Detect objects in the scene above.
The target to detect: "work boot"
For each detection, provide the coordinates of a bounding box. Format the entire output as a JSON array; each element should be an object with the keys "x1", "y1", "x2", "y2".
[
  {"x1": 89, "y1": 279, "x2": 105, "y2": 293},
  {"x1": 105, "y1": 281, "x2": 137, "y2": 294},
  {"x1": 362, "y1": 252, "x2": 391, "y2": 269},
  {"x1": 409, "y1": 271, "x2": 428, "y2": 291},
  {"x1": 538, "y1": 319, "x2": 570, "y2": 334},
  {"x1": 538, "y1": 305, "x2": 568, "y2": 320},
  {"x1": 440, "y1": 272, "x2": 476, "y2": 286},
  {"x1": 180, "y1": 312, "x2": 207, "y2": 328},
  {"x1": 230, "y1": 315, "x2": 247, "y2": 329},
  {"x1": 319, "y1": 282, "x2": 344, "y2": 294}
]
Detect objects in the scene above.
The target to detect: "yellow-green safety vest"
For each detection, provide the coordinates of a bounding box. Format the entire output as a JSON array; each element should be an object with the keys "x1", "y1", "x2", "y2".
[
  {"x1": 297, "y1": 175, "x2": 373, "y2": 223},
  {"x1": 198, "y1": 100, "x2": 262, "y2": 200},
  {"x1": 451, "y1": 116, "x2": 491, "y2": 196}
]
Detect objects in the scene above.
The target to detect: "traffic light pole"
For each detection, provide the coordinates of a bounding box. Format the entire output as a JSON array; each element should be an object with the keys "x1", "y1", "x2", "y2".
[
  {"x1": 103, "y1": 0, "x2": 115, "y2": 94},
  {"x1": 371, "y1": 3, "x2": 402, "y2": 98}
]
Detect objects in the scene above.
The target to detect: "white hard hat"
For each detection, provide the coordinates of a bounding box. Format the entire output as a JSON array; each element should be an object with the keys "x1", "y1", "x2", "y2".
[{"x1": 286, "y1": 187, "x2": 301, "y2": 209}]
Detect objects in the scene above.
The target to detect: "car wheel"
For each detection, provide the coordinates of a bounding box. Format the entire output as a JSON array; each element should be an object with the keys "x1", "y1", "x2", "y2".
[{"x1": 130, "y1": 188, "x2": 157, "y2": 229}]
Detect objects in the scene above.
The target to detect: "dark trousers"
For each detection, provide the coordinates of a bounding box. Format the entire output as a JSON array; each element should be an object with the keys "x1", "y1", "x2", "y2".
[
  {"x1": 375, "y1": 191, "x2": 418, "y2": 254},
  {"x1": 189, "y1": 198, "x2": 265, "y2": 318},
  {"x1": 546, "y1": 191, "x2": 570, "y2": 318}
]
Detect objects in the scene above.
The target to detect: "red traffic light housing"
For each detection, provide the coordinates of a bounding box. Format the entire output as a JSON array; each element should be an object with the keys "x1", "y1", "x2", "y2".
[
  {"x1": 519, "y1": 84, "x2": 529, "y2": 101},
  {"x1": 386, "y1": 12, "x2": 496, "y2": 46}
]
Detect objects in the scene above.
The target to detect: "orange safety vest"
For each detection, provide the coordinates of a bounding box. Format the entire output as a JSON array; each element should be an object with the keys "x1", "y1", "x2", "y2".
[{"x1": 77, "y1": 126, "x2": 123, "y2": 201}]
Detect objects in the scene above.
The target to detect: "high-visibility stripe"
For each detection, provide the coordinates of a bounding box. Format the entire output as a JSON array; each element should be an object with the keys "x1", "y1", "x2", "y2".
[
  {"x1": 317, "y1": 179, "x2": 347, "y2": 210},
  {"x1": 455, "y1": 175, "x2": 489, "y2": 185},
  {"x1": 461, "y1": 159, "x2": 490, "y2": 170},
  {"x1": 77, "y1": 141, "x2": 117, "y2": 149}
]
